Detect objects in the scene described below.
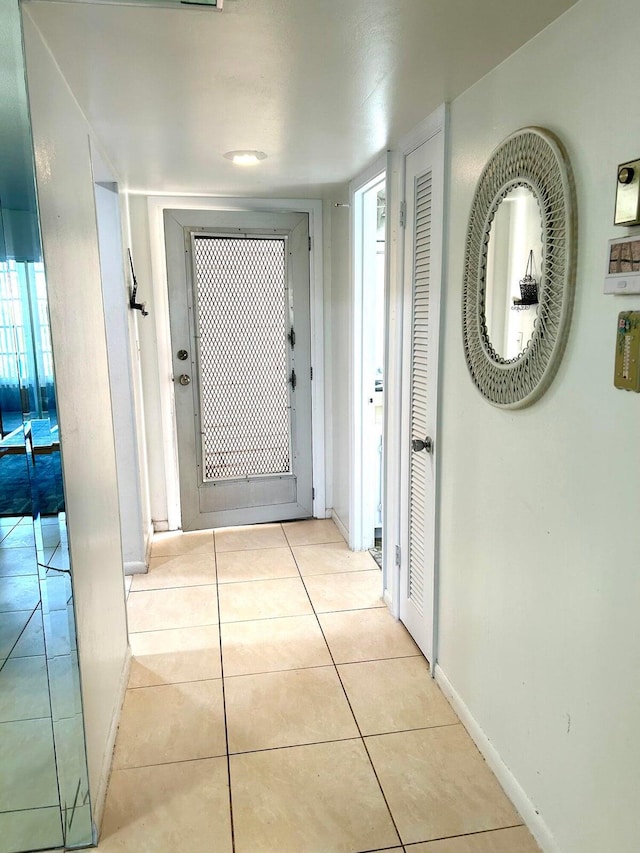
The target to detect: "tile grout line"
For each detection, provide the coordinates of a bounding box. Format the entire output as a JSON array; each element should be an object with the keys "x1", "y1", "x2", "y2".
[
  {"x1": 217, "y1": 603, "x2": 395, "y2": 627},
  {"x1": 0, "y1": 802, "x2": 63, "y2": 816},
  {"x1": 0, "y1": 601, "x2": 41, "y2": 675},
  {"x1": 223, "y1": 722, "x2": 460, "y2": 757},
  {"x1": 128, "y1": 620, "x2": 220, "y2": 634},
  {"x1": 288, "y1": 537, "x2": 405, "y2": 849},
  {"x1": 404, "y1": 823, "x2": 526, "y2": 847},
  {"x1": 32, "y1": 584, "x2": 67, "y2": 844},
  {"x1": 355, "y1": 846, "x2": 407, "y2": 853},
  {"x1": 128, "y1": 612, "x2": 419, "y2": 636},
  {"x1": 355, "y1": 847, "x2": 405, "y2": 853},
  {"x1": 221, "y1": 657, "x2": 423, "y2": 680},
  {"x1": 213, "y1": 532, "x2": 237, "y2": 853},
  {"x1": 129, "y1": 580, "x2": 218, "y2": 594}
]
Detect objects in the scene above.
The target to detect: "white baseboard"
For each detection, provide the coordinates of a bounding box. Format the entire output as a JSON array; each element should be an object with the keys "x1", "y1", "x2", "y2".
[
  {"x1": 152, "y1": 519, "x2": 169, "y2": 533},
  {"x1": 123, "y1": 560, "x2": 146, "y2": 576},
  {"x1": 145, "y1": 521, "x2": 154, "y2": 563},
  {"x1": 91, "y1": 645, "x2": 131, "y2": 835},
  {"x1": 330, "y1": 510, "x2": 349, "y2": 543},
  {"x1": 434, "y1": 665, "x2": 559, "y2": 853}
]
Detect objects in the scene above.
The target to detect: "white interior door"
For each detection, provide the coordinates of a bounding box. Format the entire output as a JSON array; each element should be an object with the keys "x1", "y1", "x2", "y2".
[
  {"x1": 165, "y1": 209, "x2": 313, "y2": 530},
  {"x1": 399, "y1": 128, "x2": 445, "y2": 662}
]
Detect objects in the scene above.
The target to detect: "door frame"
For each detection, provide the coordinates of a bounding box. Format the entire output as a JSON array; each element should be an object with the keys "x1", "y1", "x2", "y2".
[
  {"x1": 395, "y1": 103, "x2": 448, "y2": 665},
  {"x1": 91, "y1": 143, "x2": 148, "y2": 575},
  {"x1": 146, "y1": 195, "x2": 325, "y2": 530},
  {"x1": 348, "y1": 154, "x2": 389, "y2": 553}
]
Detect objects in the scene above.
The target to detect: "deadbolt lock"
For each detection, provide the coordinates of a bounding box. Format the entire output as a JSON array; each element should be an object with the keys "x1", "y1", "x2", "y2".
[{"x1": 177, "y1": 349, "x2": 189, "y2": 361}]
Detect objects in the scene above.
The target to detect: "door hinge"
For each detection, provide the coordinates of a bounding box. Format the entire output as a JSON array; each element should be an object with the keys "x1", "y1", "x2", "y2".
[
  {"x1": 288, "y1": 327, "x2": 295, "y2": 349},
  {"x1": 308, "y1": 236, "x2": 312, "y2": 251},
  {"x1": 312, "y1": 487, "x2": 315, "y2": 499},
  {"x1": 310, "y1": 366, "x2": 313, "y2": 380},
  {"x1": 395, "y1": 545, "x2": 401, "y2": 567},
  {"x1": 399, "y1": 201, "x2": 407, "y2": 229},
  {"x1": 289, "y1": 369, "x2": 297, "y2": 390}
]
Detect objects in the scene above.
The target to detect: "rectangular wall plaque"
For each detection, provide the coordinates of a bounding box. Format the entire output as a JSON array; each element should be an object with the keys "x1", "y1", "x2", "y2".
[{"x1": 614, "y1": 311, "x2": 640, "y2": 391}]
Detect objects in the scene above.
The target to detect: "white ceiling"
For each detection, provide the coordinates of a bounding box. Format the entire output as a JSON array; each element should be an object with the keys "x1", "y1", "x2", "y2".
[{"x1": 26, "y1": 0, "x2": 577, "y2": 198}]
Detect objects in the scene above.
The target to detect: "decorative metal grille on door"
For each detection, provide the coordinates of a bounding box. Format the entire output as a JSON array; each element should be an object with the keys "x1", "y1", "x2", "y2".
[
  {"x1": 192, "y1": 236, "x2": 292, "y2": 481},
  {"x1": 408, "y1": 171, "x2": 433, "y2": 614}
]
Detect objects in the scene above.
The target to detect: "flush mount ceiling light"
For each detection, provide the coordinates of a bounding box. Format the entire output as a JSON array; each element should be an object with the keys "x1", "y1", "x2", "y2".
[{"x1": 223, "y1": 150, "x2": 268, "y2": 166}]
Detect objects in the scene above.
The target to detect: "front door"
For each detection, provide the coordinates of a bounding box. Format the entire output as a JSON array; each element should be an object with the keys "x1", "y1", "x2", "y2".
[
  {"x1": 164, "y1": 209, "x2": 313, "y2": 530},
  {"x1": 399, "y1": 127, "x2": 445, "y2": 662}
]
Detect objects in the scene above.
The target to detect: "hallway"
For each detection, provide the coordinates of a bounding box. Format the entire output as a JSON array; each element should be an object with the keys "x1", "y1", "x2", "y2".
[{"x1": 97, "y1": 520, "x2": 539, "y2": 852}]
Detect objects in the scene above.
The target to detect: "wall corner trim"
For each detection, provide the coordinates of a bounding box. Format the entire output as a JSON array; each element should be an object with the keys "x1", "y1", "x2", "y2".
[
  {"x1": 91, "y1": 645, "x2": 131, "y2": 834},
  {"x1": 331, "y1": 509, "x2": 349, "y2": 543},
  {"x1": 144, "y1": 520, "x2": 154, "y2": 565},
  {"x1": 434, "y1": 664, "x2": 560, "y2": 853}
]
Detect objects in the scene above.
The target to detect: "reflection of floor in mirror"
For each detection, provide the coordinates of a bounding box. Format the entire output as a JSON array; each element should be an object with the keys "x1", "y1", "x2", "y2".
[
  {"x1": 0, "y1": 514, "x2": 87, "y2": 853},
  {"x1": 0, "y1": 430, "x2": 65, "y2": 516}
]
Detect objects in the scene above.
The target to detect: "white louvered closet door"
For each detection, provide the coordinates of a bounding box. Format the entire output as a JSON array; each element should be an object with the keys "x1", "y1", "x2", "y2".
[{"x1": 400, "y1": 127, "x2": 445, "y2": 663}]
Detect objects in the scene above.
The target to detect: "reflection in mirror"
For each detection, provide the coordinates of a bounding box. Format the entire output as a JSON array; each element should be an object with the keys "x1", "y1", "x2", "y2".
[
  {"x1": 485, "y1": 185, "x2": 543, "y2": 361},
  {"x1": 0, "y1": 0, "x2": 92, "y2": 850}
]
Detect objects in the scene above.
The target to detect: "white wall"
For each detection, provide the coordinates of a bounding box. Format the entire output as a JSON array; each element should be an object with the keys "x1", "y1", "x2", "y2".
[
  {"x1": 118, "y1": 192, "x2": 154, "y2": 557},
  {"x1": 94, "y1": 180, "x2": 146, "y2": 573},
  {"x1": 127, "y1": 194, "x2": 168, "y2": 529},
  {"x1": 438, "y1": 1, "x2": 640, "y2": 850},
  {"x1": 22, "y1": 9, "x2": 130, "y2": 822},
  {"x1": 328, "y1": 192, "x2": 350, "y2": 531}
]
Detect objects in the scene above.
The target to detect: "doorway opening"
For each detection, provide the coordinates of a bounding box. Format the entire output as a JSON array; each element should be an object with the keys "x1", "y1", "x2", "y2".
[
  {"x1": 93, "y1": 171, "x2": 146, "y2": 576},
  {"x1": 351, "y1": 165, "x2": 387, "y2": 565}
]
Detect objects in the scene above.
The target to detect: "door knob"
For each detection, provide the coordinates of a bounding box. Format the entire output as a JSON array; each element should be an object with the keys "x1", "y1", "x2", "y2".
[
  {"x1": 178, "y1": 374, "x2": 191, "y2": 386},
  {"x1": 412, "y1": 436, "x2": 433, "y2": 453}
]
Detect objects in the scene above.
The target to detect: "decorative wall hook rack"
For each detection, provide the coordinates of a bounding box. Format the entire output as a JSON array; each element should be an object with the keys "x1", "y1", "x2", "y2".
[{"x1": 128, "y1": 249, "x2": 149, "y2": 317}]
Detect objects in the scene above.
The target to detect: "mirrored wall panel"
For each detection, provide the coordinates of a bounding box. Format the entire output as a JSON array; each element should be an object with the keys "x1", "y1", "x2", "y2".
[{"x1": 0, "y1": 1, "x2": 92, "y2": 850}]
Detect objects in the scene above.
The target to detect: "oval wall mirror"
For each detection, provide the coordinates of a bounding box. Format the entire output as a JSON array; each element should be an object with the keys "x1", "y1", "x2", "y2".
[{"x1": 462, "y1": 127, "x2": 576, "y2": 408}]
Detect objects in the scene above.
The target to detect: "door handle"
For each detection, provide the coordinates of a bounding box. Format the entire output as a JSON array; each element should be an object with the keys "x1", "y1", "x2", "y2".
[
  {"x1": 178, "y1": 374, "x2": 191, "y2": 386},
  {"x1": 412, "y1": 436, "x2": 433, "y2": 453}
]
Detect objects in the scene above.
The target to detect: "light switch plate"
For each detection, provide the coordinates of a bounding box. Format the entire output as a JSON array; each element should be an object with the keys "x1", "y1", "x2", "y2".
[{"x1": 614, "y1": 159, "x2": 640, "y2": 226}]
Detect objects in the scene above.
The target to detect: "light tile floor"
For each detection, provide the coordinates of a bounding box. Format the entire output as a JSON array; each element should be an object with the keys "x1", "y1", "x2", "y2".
[{"x1": 98, "y1": 520, "x2": 540, "y2": 853}]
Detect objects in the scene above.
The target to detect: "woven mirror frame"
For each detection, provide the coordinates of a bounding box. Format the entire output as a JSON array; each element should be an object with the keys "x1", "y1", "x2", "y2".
[{"x1": 462, "y1": 126, "x2": 577, "y2": 408}]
